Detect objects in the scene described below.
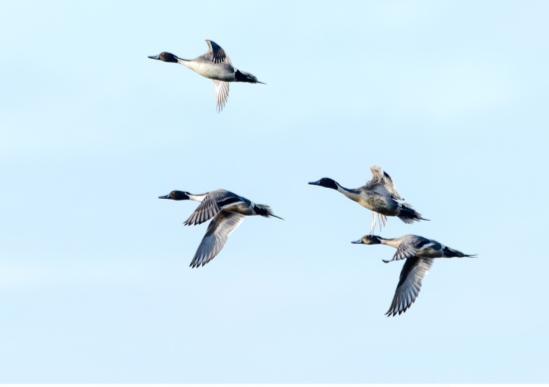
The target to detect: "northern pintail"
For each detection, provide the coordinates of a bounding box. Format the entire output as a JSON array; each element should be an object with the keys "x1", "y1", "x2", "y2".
[
  {"x1": 309, "y1": 165, "x2": 427, "y2": 232},
  {"x1": 149, "y1": 40, "x2": 264, "y2": 111},
  {"x1": 159, "y1": 189, "x2": 282, "y2": 268},
  {"x1": 352, "y1": 234, "x2": 475, "y2": 316}
]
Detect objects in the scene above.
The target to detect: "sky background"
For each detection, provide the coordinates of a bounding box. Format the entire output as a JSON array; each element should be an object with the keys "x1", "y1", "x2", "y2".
[{"x1": 1, "y1": 0, "x2": 548, "y2": 383}]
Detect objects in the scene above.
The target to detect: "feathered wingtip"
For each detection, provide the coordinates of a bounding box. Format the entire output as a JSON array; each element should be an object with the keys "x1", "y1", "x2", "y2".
[{"x1": 253, "y1": 204, "x2": 284, "y2": 220}]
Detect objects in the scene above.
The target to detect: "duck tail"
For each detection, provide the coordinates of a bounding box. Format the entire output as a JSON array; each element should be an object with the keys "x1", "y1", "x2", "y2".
[
  {"x1": 442, "y1": 246, "x2": 477, "y2": 258},
  {"x1": 253, "y1": 204, "x2": 284, "y2": 220},
  {"x1": 397, "y1": 203, "x2": 428, "y2": 224}
]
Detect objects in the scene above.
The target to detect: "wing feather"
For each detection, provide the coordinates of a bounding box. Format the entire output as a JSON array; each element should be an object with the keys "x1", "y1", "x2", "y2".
[
  {"x1": 205, "y1": 39, "x2": 231, "y2": 64},
  {"x1": 184, "y1": 195, "x2": 220, "y2": 226},
  {"x1": 184, "y1": 190, "x2": 243, "y2": 225},
  {"x1": 383, "y1": 243, "x2": 416, "y2": 263},
  {"x1": 383, "y1": 236, "x2": 435, "y2": 263},
  {"x1": 213, "y1": 80, "x2": 230, "y2": 112},
  {"x1": 190, "y1": 211, "x2": 245, "y2": 268},
  {"x1": 365, "y1": 165, "x2": 403, "y2": 200},
  {"x1": 385, "y1": 257, "x2": 434, "y2": 316}
]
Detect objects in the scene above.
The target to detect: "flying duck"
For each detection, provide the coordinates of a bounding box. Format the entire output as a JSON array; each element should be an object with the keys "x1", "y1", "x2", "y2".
[
  {"x1": 309, "y1": 165, "x2": 427, "y2": 232},
  {"x1": 352, "y1": 234, "x2": 476, "y2": 316},
  {"x1": 159, "y1": 189, "x2": 282, "y2": 268},
  {"x1": 149, "y1": 40, "x2": 264, "y2": 111}
]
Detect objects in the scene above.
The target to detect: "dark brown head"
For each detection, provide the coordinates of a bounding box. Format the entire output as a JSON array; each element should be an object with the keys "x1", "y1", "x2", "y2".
[
  {"x1": 158, "y1": 190, "x2": 190, "y2": 200},
  {"x1": 351, "y1": 235, "x2": 383, "y2": 245},
  {"x1": 148, "y1": 52, "x2": 179, "y2": 63},
  {"x1": 308, "y1": 177, "x2": 339, "y2": 190}
]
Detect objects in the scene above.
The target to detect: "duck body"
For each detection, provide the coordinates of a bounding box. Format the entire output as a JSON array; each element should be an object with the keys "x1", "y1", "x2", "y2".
[
  {"x1": 313, "y1": 178, "x2": 401, "y2": 217},
  {"x1": 159, "y1": 189, "x2": 282, "y2": 268},
  {"x1": 309, "y1": 166, "x2": 427, "y2": 232},
  {"x1": 180, "y1": 58, "x2": 236, "y2": 81},
  {"x1": 356, "y1": 188, "x2": 400, "y2": 216},
  {"x1": 331, "y1": 184, "x2": 399, "y2": 216},
  {"x1": 352, "y1": 234, "x2": 475, "y2": 316}
]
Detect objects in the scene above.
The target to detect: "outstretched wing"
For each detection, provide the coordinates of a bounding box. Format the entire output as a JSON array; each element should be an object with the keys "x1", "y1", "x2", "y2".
[
  {"x1": 383, "y1": 236, "x2": 432, "y2": 263},
  {"x1": 184, "y1": 190, "x2": 243, "y2": 226},
  {"x1": 189, "y1": 211, "x2": 245, "y2": 268},
  {"x1": 205, "y1": 39, "x2": 231, "y2": 64},
  {"x1": 385, "y1": 257, "x2": 434, "y2": 316},
  {"x1": 366, "y1": 165, "x2": 403, "y2": 200},
  {"x1": 184, "y1": 196, "x2": 220, "y2": 226},
  {"x1": 213, "y1": 80, "x2": 230, "y2": 112}
]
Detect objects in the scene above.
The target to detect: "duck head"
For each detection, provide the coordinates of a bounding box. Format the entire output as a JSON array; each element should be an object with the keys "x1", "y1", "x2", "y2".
[
  {"x1": 148, "y1": 52, "x2": 179, "y2": 63},
  {"x1": 308, "y1": 177, "x2": 339, "y2": 190},
  {"x1": 235, "y1": 70, "x2": 265, "y2": 84},
  {"x1": 158, "y1": 190, "x2": 191, "y2": 200},
  {"x1": 351, "y1": 235, "x2": 382, "y2": 245}
]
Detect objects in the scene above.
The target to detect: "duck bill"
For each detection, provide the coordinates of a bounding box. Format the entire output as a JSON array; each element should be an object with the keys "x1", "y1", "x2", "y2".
[
  {"x1": 148, "y1": 55, "x2": 161, "y2": 60},
  {"x1": 351, "y1": 239, "x2": 363, "y2": 244},
  {"x1": 308, "y1": 180, "x2": 321, "y2": 186},
  {"x1": 158, "y1": 194, "x2": 170, "y2": 199}
]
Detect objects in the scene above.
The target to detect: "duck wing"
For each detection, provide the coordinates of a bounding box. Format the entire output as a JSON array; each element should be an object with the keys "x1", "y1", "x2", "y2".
[
  {"x1": 365, "y1": 165, "x2": 403, "y2": 200},
  {"x1": 184, "y1": 195, "x2": 220, "y2": 226},
  {"x1": 204, "y1": 39, "x2": 232, "y2": 64},
  {"x1": 383, "y1": 236, "x2": 433, "y2": 263},
  {"x1": 383, "y1": 243, "x2": 416, "y2": 263},
  {"x1": 385, "y1": 257, "x2": 434, "y2": 316},
  {"x1": 184, "y1": 190, "x2": 244, "y2": 226},
  {"x1": 189, "y1": 211, "x2": 245, "y2": 268},
  {"x1": 213, "y1": 80, "x2": 230, "y2": 112}
]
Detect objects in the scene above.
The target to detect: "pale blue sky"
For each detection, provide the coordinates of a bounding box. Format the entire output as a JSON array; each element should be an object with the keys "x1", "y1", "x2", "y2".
[{"x1": 1, "y1": 0, "x2": 548, "y2": 383}]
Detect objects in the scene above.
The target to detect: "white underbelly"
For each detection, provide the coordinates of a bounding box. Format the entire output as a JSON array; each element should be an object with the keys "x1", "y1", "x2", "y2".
[{"x1": 184, "y1": 62, "x2": 235, "y2": 81}]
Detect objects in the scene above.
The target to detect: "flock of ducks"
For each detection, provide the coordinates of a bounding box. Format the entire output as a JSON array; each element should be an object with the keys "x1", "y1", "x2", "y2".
[{"x1": 151, "y1": 40, "x2": 475, "y2": 317}]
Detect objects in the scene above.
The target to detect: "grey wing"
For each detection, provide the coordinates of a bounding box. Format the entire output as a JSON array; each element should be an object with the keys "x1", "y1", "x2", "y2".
[
  {"x1": 363, "y1": 165, "x2": 385, "y2": 191},
  {"x1": 381, "y1": 171, "x2": 403, "y2": 200},
  {"x1": 205, "y1": 39, "x2": 231, "y2": 64},
  {"x1": 385, "y1": 257, "x2": 434, "y2": 316},
  {"x1": 213, "y1": 80, "x2": 230, "y2": 112},
  {"x1": 369, "y1": 165, "x2": 385, "y2": 184},
  {"x1": 189, "y1": 211, "x2": 245, "y2": 268},
  {"x1": 184, "y1": 193, "x2": 221, "y2": 226},
  {"x1": 383, "y1": 239, "x2": 417, "y2": 263},
  {"x1": 184, "y1": 190, "x2": 242, "y2": 225},
  {"x1": 368, "y1": 165, "x2": 403, "y2": 200}
]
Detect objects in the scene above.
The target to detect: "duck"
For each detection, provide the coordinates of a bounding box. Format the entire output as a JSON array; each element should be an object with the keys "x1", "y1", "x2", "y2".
[
  {"x1": 149, "y1": 40, "x2": 264, "y2": 111},
  {"x1": 159, "y1": 189, "x2": 282, "y2": 268},
  {"x1": 352, "y1": 234, "x2": 476, "y2": 316},
  {"x1": 309, "y1": 165, "x2": 427, "y2": 232}
]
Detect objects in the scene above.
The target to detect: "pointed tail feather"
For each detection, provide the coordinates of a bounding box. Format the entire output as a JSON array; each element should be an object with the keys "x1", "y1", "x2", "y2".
[
  {"x1": 443, "y1": 246, "x2": 477, "y2": 258},
  {"x1": 397, "y1": 203, "x2": 428, "y2": 224},
  {"x1": 253, "y1": 204, "x2": 284, "y2": 220}
]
